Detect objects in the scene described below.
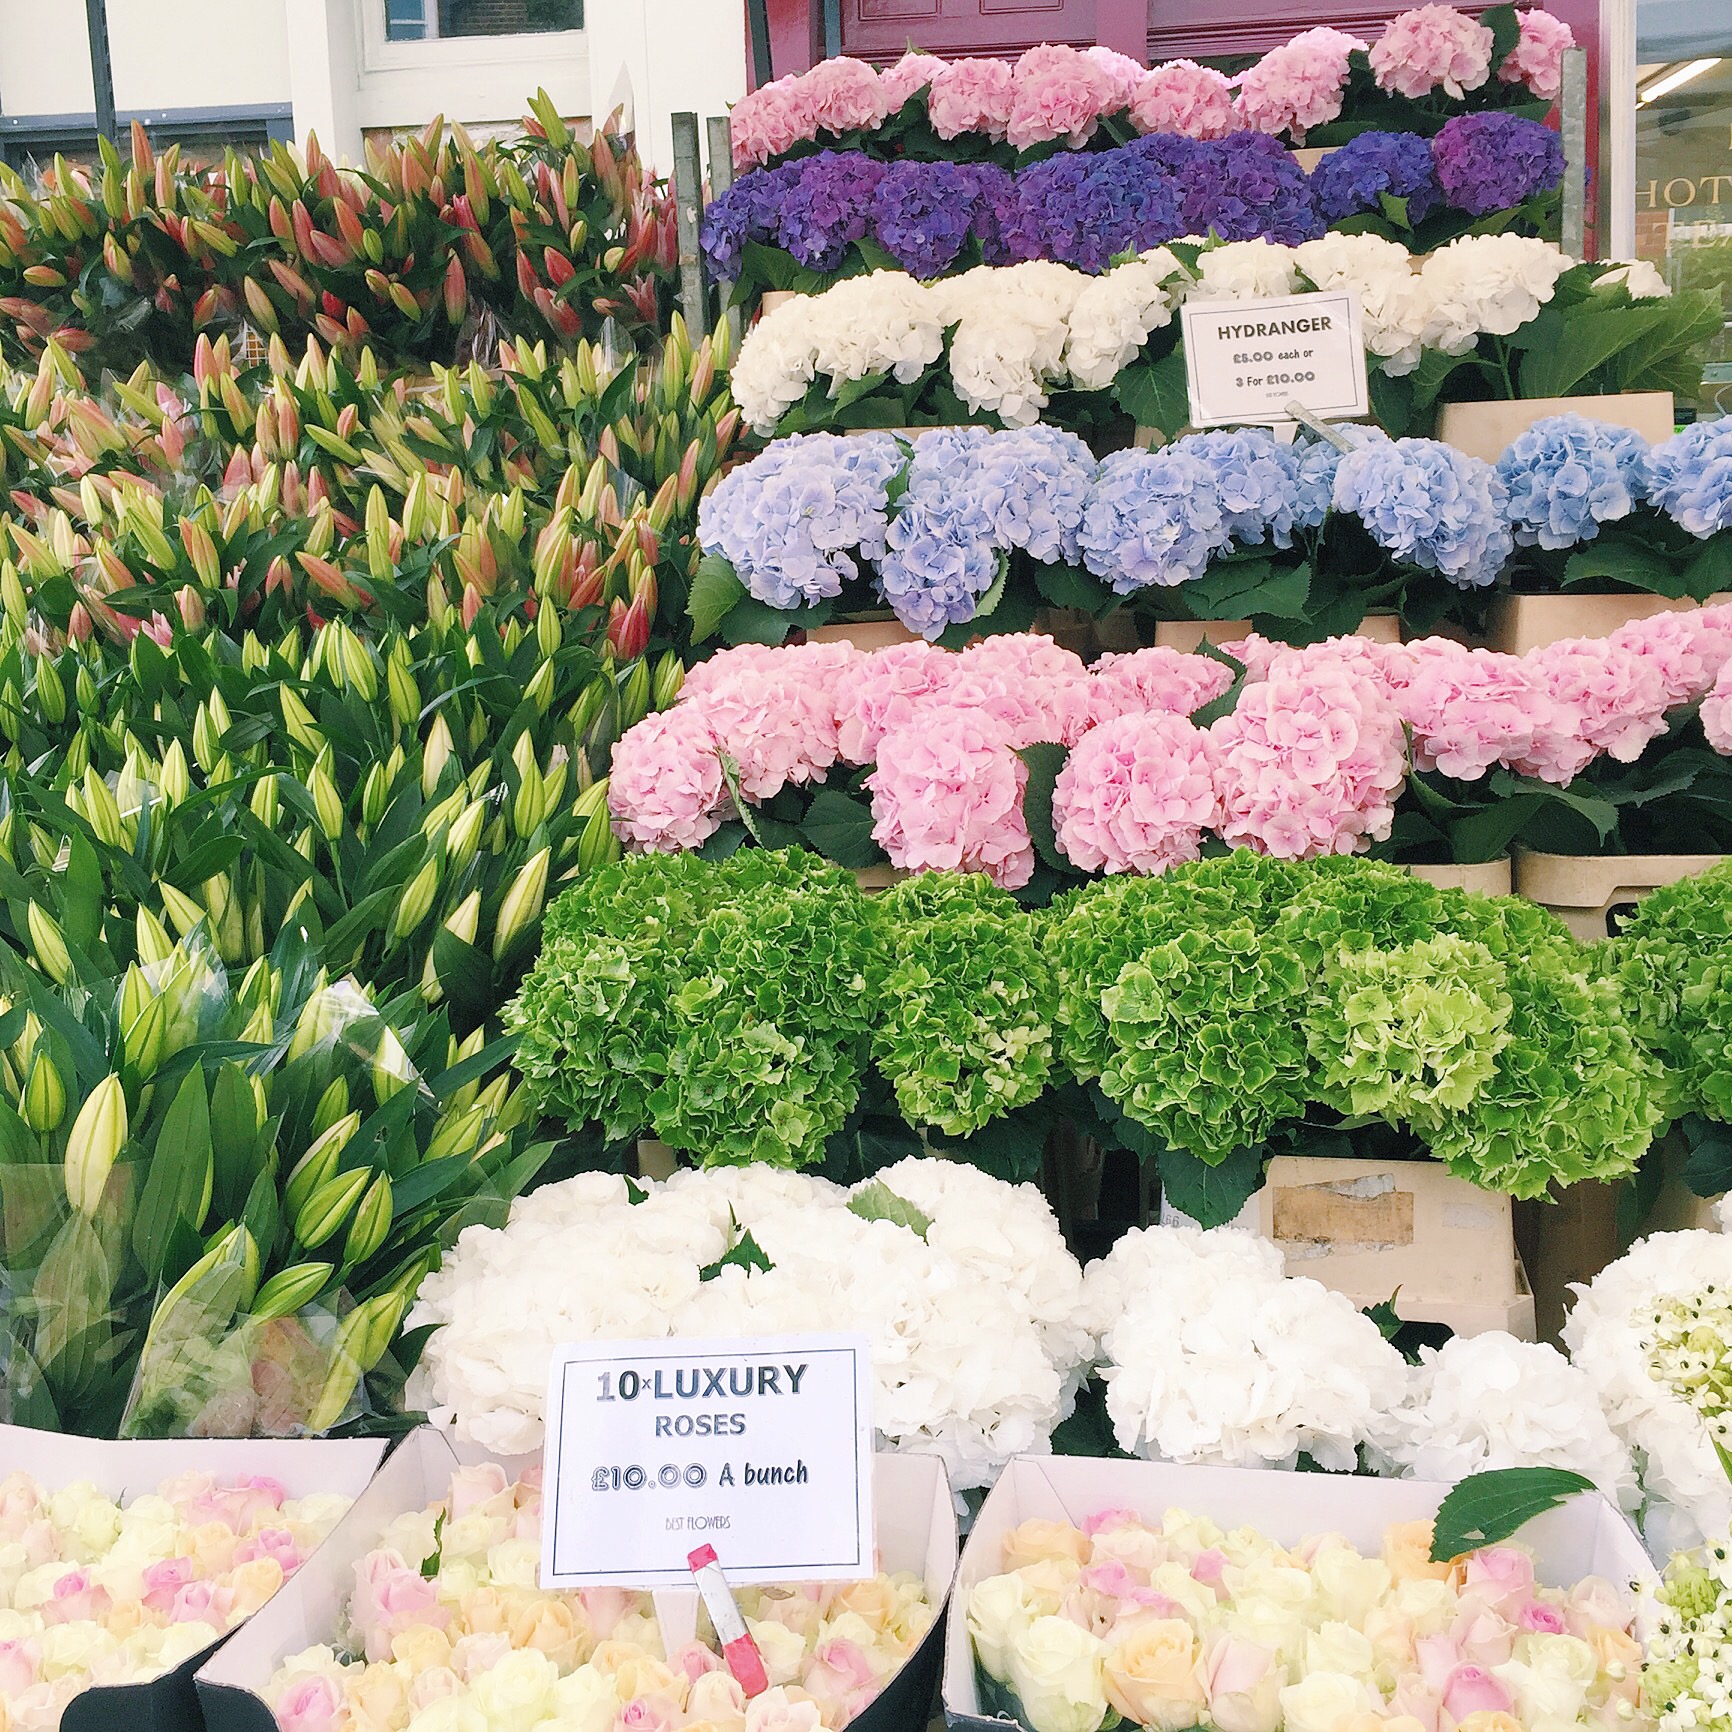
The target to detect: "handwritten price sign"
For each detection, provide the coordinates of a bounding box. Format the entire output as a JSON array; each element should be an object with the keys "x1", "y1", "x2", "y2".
[{"x1": 1180, "y1": 289, "x2": 1369, "y2": 428}]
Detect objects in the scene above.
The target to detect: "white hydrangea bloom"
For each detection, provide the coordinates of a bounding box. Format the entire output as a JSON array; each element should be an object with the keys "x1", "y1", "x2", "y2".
[
  {"x1": 1295, "y1": 233, "x2": 1432, "y2": 376},
  {"x1": 1594, "y1": 259, "x2": 1671, "y2": 300},
  {"x1": 1063, "y1": 248, "x2": 1189, "y2": 392},
  {"x1": 1367, "y1": 1331, "x2": 1637, "y2": 1506},
  {"x1": 1085, "y1": 1224, "x2": 1408, "y2": 1471},
  {"x1": 940, "y1": 261, "x2": 1085, "y2": 426},
  {"x1": 1562, "y1": 1229, "x2": 1732, "y2": 1546},
  {"x1": 1193, "y1": 239, "x2": 1302, "y2": 301},
  {"x1": 1419, "y1": 234, "x2": 1574, "y2": 353}
]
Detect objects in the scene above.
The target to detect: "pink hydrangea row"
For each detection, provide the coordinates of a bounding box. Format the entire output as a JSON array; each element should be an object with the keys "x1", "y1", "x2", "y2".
[
  {"x1": 1703, "y1": 660, "x2": 1732, "y2": 755},
  {"x1": 927, "y1": 57, "x2": 1016, "y2": 141},
  {"x1": 1005, "y1": 44, "x2": 1124, "y2": 147},
  {"x1": 1233, "y1": 27, "x2": 1366, "y2": 140},
  {"x1": 1499, "y1": 7, "x2": 1575, "y2": 101},
  {"x1": 1368, "y1": 3, "x2": 1494, "y2": 99},
  {"x1": 1054, "y1": 710, "x2": 1220, "y2": 874},
  {"x1": 1085, "y1": 645, "x2": 1235, "y2": 728}
]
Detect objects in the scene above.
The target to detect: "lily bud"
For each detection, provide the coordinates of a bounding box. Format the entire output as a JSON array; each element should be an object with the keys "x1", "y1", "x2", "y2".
[
  {"x1": 135, "y1": 905, "x2": 175, "y2": 964},
  {"x1": 577, "y1": 807, "x2": 622, "y2": 874},
  {"x1": 446, "y1": 800, "x2": 485, "y2": 874},
  {"x1": 65, "y1": 1073, "x2": 127, "y2": 1215},
  {"x1": 493, "y1": 846, "x2": 549, "y2": 959},
  {"x1": 251, "y1": 1261, "x2": 333, "y2": 1321},
  {"x1": 26, "y1": 903, "x2": 72, "y2": 985},
  {"x1": 393, "y1": 853, "x2": 441, "y2": 940},
  {"x1": 652, "y1": 650, "x2": 684, "y2": 712},
  {"x1": 159, "y1": 738, "x2": 190, "y2": 808},
  {"x1": 421, "y1": 712, "x2": 454, "y2": 796},
  {"x1": 309, "y1": 758, "x2": 344, "y2": 841},
  {"x1": 158, "y1": 880, "x2": 206, "y2": 939},
  {"x1": 251, "y1": 773, "x2": 280, "y2": 829},
  {"x1": 282, "y1": 1110, "x2": 360, "y2": 1220},
  {"x1": 294, "y1": 1166, "x2": 371, "y2": 1251},
  {"x1": 34, "y1": 656, "x2": 65, "y2": 725},
  {"x1": 386, "y1": 647, "x2": 419, "y2": 731},
  {"x1": 444, "y1": 889, "x2": 481, "y2": 949},
  {"x1": 361, "y1": 761, "x2": 391, "y2": 830},
  {"x1": 619, "y1": 657, "x2": 651, "y2": 732},
  {"x1": 342, "y1": 1172, "x2": 393, "y2": 1266},
  {"x1": 22, "y1": 1052, "x2": 65, "y2": 1133}
]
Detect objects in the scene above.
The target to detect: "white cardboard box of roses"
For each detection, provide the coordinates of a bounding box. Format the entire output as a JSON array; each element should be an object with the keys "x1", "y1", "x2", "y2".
[
  {"x1": 0, "y1": 1421, "x2": 384, "y2": 1732},
  {"x1": 197, "y1": 1426, "x2": 958, "y2": 1732},
  {"x1": 942, "y1": 1457, "x2": 1656, "y2": 1732}
]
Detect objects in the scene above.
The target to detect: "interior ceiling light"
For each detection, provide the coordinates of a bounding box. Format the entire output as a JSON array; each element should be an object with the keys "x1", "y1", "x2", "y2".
[{"x1": 1638, "y1": 57, "x2": 1723, "y2": 104}]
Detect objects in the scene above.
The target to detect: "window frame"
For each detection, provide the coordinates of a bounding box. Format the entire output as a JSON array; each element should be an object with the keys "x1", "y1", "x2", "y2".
[{"x1": 365, "y1": 0, "x2": 585, "y2": 70}]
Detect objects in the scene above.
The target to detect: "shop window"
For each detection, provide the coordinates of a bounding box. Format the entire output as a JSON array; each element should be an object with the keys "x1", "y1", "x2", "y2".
[{"x1": 385, "y1": 0, "x2": 583, "y2": 41}]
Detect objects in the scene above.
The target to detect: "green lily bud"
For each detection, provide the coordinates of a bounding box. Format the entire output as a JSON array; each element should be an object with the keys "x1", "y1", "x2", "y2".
[
  {"x1": 524, "y1": 657, "x2": 555, "y2": 716},
  {"x1": 373, "y1": 1026, "x2": 413, "y2": 1104},
  {"x1": 572, "y1": 775, "x2": 611, "y2": 824},
  {"x1": 158, "y1": 738, "x2": 190, "y2": 808},
  {"x1": 577, "y1": 808, "x2": 621, "y2": 874},
  {"x1": 426, "y1": 1101, "x2": 486, "y2": 1163},
  {"x1": 251, "y1": 773, "x2": 280, "y2": 829},
  {"x1": 311, "y1": 1076, "x2": 351, "y2": 1138},
  {"x1": 535, "y1": 595, "x2": 561, "y2": 661},
  {"x1": 240, "y1": 1000, "x2": 274, "y2": 1045},
  {"x1": 282, "y1": 1110, "x2": 359, "y2": 1220},
  {"x1": 387, "y1": 646, "x2": 420, "y2": 732},
  {"x1": 421, "y1": 713, "x2": 454, "y2": 796},
  {"x1": 342, "y1": 1172, "x2": 393, "y2": 1265},
  {"x1": 285, "y1": 979, "x2": 340, "y2": 1064},
  {"x1": 308, "y1": 759, "x2": 343, "y2": 842},
  {"x1": 541, "y1": 748, "x2": 568, "y2": 819},
  {"x1": 280, "y1": 685, "x2": 321, "y2": 754},
  {"x1": 35, "y1": 656, "x2": 65, "y2": 725},
  {"x1": 510, "y1": 745, "x2": 545, "y2": 840},
  {"x1": 121, "y1": 965, "x2": 173, "y2": 1075},
  {"x1": 652, "y1": 650, "x2": 684, "y2": 712},
  {"x1": 446, "y1": 800, "x2": 485, "y2": 874},
  {"x1": 306, "y1": 1291, "x2": 406, "y2": 1433},
  {"x1": 158, "y1": 880, "x2": 205, "y2": 939},
  {"x1": 619, "y1": 658, "x2": 651, "y2": 732},
  {"x1": 26, "y1": 902, "x2": 71, "y2": 985},
  {"x1": 74, "y1": 663, "x2": 98, "y2": 715},
  {"x1": 493, "y1": 846, "x2": 549, "y2": 960},
  {"x1": 65, "y1": 1073, "x2": 127, "y2": 1215},
  {"x1": 135, "y1": 905, "x2": 174, "y2": 965},
  {"x1": 294, "y1": 1166, "x2": 371, "y2": 1250},
  {"x1": 393, "y1": 853, "x2": 441, "y2": 940},
  {"x1": 251, "y1": 1261, "x2": 333, "y2": 1321},
  {"x1": 22, "y1": 1052, "x2": 65, "y2": 1133},
  {"x1": 361, "y1": 761, "x2": 391, "y2": 830},
  {"x1": 337, "y1": 623, "x2": 379, "y2": 703},
  {"x1": 444, "y1": 889, "x2": 481, "y2": 947},
  {"x1": 206, "y1": 872, "x2": 243, "y2": 963}
]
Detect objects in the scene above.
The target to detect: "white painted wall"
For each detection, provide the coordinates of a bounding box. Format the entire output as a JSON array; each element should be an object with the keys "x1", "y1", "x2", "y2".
[{"x1": 0, "y1": 0, "x2": 97, "y2": 114}]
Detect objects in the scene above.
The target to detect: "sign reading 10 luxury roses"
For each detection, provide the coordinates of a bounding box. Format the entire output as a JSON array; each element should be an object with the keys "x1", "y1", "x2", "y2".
[
  {"x1": 1181, "y1": 288, "x2": 1369, "y2": 429},
  {"x1": 540, "y1": 1333, "x2": 876, "y2": 1589}
]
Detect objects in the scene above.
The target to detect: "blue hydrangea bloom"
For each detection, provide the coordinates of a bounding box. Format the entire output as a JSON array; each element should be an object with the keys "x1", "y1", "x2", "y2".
[
  {"x1": 1311, "y1": 131, "x2": 1441, "y2": 224},
  {"x1": 969, "y1": 425, "x2": 1098, "y2": 564},
  {"x1": 1287, "y1": 437, "x2": 1344, "y2": 529},
  {"x1": 1644, "y1": 419, "x2": 1732, "y2": 538},
  {"x1": 871, "y1": 160, "x2": 978, "y2": 279},
  {"x1": 699, "y1": 161, "x2": 802, "y2": 280},
  {"x1": 1171, "y1": 429, "x2": 1321, "y2": 549},
  {"x1": 880, "y1": 429, "x2": 1004, "y2": 637},
  {"x1": 1496, "y1": 413, "x2": 1648, "y2": 548},
  {"x1": 697, "y1": 432, "x2": 905, "y2": 610},
  {"x1": 1079, "y1": 448, "x2": 1232, "y2": 593},
  {"x1": 1333, "y1": 435, "x2": 1514, "y2": 589},
  {"x1": 776, "y1": 151, "x2": 888, "y2": 270}
]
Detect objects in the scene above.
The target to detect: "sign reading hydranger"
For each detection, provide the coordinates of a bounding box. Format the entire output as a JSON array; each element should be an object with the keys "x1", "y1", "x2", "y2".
[
  {"x1": 1181, "y1": 288, "x2": 1369, "y2": 428},
  {"x1": 540, "y1": 1333, "x2": 875, "y2": 1588}
]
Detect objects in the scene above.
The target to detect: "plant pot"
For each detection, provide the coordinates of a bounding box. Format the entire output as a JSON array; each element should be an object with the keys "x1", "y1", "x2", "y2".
[
  {"x1": 1435, "y1": 391, "x2": 1676, "y2": 463},
  {"x1": 805, "y1": 618, "x2": 921, "y2": 651},
  {"x1": 1032, "y1": 605, "x2": 1095, "y2": 657},
  {"x1": 1406, "y1": 858, "x2": 1513, "y2": 895},
  {"x1": 1483, "y1": 590, "x2": 1731, "y2": 655},
  {"x1": 759, "y1": 289, "x2": 799, "y2": 315},
  {"x1": 1513, "y1": 848, "x2": 1727, "y2": 940},
  {"x1": 636, "y1": 1136, "x2": 679, "y2": 1180},
  {"x1": 1153, "y1": 613, "x2": 1401, "y2": 653},
  {"x1": 1514, "y1": 1178, "x2": 1626, "y2": 1346},
  {"x1": 853, "y1": 863, "x2": 909, "y2": 892},
  {"x1": 1242, "y1": 1154, "x2": 1535, "y2": 1338}
]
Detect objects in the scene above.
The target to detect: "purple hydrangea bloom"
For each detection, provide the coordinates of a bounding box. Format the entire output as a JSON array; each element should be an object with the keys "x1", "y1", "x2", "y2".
[
  {"x1": 954, "y1": 161, "x2": 1019, "y2": 265},
  {"x1": 1005, "y1": 144, "x2": 1187, "y2": 272},
  {"x1": 1311, "y1": 131, "x2": 1441, "y2": 224},
  {"x1": 1168, "y1": 133, "x2": 1325, "y2": 246},
  {"x1": 1000, "y1": 152, "x2": 1101, "y2": 266},
  {"x1": 1433, "y1": 113, "x2": 1565, "y2": 218},
  {"x1": 1644, "y1": 419, "x2": 1732, "y2": 539},
  {"x1": 775, "y1": 150, "x2": 888, "y2": 270},
  {"x1": 1496, "y1": 413, "x2": 1648, "y2": 548},
  {"x1": 871, "y1": 160, "x2": 979, "y2": 278},
  {"x1": 1333, "y1": 435, "x2": 1513, "y2": 588},
  {"x1": 699, "y1": 160, "x2": 802, "y2": 280}
]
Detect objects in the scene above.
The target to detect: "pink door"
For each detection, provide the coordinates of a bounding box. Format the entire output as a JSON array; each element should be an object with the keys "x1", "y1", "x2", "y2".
[{"x1": 839, "y1": 0, "x2": 1100, "y2": 57}]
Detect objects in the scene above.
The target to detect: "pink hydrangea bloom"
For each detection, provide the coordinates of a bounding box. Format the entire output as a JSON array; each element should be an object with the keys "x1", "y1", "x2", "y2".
[
  {"x1": 1211, "y1": 658, "x2": 1407, "y2": 857},
  {"x1": 1702, "y1": 661, "x2": 1732, "y2": 754},
  {"x1": 1085, "y1": 645, "x2": 1235, "y2": 725},
  {"x1": 1130, "y1": 61, "x2": 1242, "y2": 139},
  {"x1": 691, "y1": 646, "x2": 852, "y2": 799},
  {"x1": 1235, "y1": 28, "x2": 1366, "y2": 139},
  {"x1": 1085, "y1": 45, "x2": 1149, "y2": 112},
  {"x1": 802, "y1": 57, "x2": 892, "y2": 135},
  {"x1": 832, "y1": 640, "x2": 958, "y2": 765},
  {"x1": 677, "y1": 641, "x2": 786, "y2": 705},
  {"x1": 1383, "y1": 637, "x2": 1552, "y2": 781},
  {"x1": 927, "y1": 57, "x2": 1016, "y2": 140},
  {"x1": 867, "y1": 703, "x2": 1034, "y2": 887},
  {"x1": 1006, "y1": 44, "x2": 1121, "y2": 148},
  {"x1": 1510, "y1": 637, "x2": 1672, "y2": 783},
  {"x1": 1608, "y1": 605, "x2": 1732, "y2": 707},
  {"x1": 952, "y1": 631, "x2": 1095, "y2": 745},
  {"x1": 1498, "y1": 8, "x2": 1574, "y2": 102},
  {"x1": 1368, "y1": 5, "x2": 1493, "y2": 99},
  {"x1": 878, "y1": 50, "x2": 948, "y2": 111},
  {"x1": 608, "y1": 707, "x2": 727, "y2": 852},
  {"x1": 729, "y1": 81, "x2": 814, "y2": 170},
  {"x1": 1054, "y1": 710, "x2": 1221, "y2": 874}
]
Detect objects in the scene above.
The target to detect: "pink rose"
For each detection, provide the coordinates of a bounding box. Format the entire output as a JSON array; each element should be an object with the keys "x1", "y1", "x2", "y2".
[
  {"x1": 927, "y1": 58, "x2": 1015, "y2": 140},
  {"x1": 1443, "y1": 1664, "x2": 1515, "y2": 1721},
  {"x1": 275, "y1": 1673, "x2": 343, "y2": 1732},
  {"x1": 451, "y1": 1632, "x2": 514, "y2": 1680},
  {"x1": 1520, "y1": 1601, "x2": 1569, "y2": 1634},
  {"x1": 237, "y1": 1474, "x2": 287, "y2": 1507},
  {"x1": 580, "y1": 1585, "x2": 635, "y2": 1641},
  {"x1": 1201, "y1": 1632, "x2": 1282, "y2": 1732},
  {"x1": 1131, "y1": 61, "x2": 1241, "y2": 138},
  {"x1": 1191, "y1": 1549, "x2": 1229, "y2": 1593},
  {"x1": 408, "y1": 1667, "x2": 463, "y2": 1712},
  {"x1": 233, "y1": 1528, "x2": 302, "y2": 1574},
  {"x1": 1415, "y1": 1633, "x2": 1463, "y2": 1694},
  {"x1": 1390, "y1": 1674, "x2": 1443, "y2": 1732},
  {"x1": 689, "y1": 1671, "x2": 750, "y2": 1720},
  {"x1": 350, "y1": 1550, "x2": 448, "y2": 1662},
  {"x1": 1565, "y1": 1576, "x2": 1631, "y2": 1636},
  {"x1": 745, "y1": 1688, "x2": 825, "y2": 1732},
  {"x1": 446, "y1": 1462, "x2": 511, "y2": 1519},
  {"x1": 804, "y1": 1636, "x2": 882, "y2": 1723},
  {"x1": 172, "y1": 1579, "x2": 236, "y2": 1628},
  {"x1": 1498, "y1": 7, "x2": 1573, "y2": 101},
  {"x1": 142, "y1": 1557, "x2": 198, "y2": 1615},
  {"x1": 0, "y1": 1638, "x2": 42, "y2": 1697},
  {"x1": 1082, "y1": 1506, "x2": 1143, "y2": 1538},
  {"x1": 1453, "y1": 1603, "x2": 1516, "y2": 1669},
  {"x1": 670, "y1": 1640, "x2": 726, "y2": 1683},
  {"x1": 1465, "y1": 1547, "x2": 1536, "y2": 1616},
  {"x1": 42, "y1": 1569, "x2": 113, "y2": 1626},
  {"x1": 614, "y1": 1696, "x2": 683, "y2": 1732},
  {"x1": 0, "y1": 1474, "x2": 41, "y2": 1540}
]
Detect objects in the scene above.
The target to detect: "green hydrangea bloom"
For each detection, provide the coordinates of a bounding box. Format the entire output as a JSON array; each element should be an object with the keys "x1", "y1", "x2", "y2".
[
  {"x1": 1308, "y1": 934, "x2": 1514, "y2": 1119},
  {"x1": 870, "y1": 873, "x2": 1056, "y2": 1138},
  {"x1": 508, "y1": 848, "x2": 877, "y2": 1167}
]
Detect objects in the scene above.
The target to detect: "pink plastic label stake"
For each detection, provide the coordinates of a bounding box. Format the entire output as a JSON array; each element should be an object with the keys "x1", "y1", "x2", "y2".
[{"x1": 688, "y1": 1544, "x2": 769, "y2": 1696}]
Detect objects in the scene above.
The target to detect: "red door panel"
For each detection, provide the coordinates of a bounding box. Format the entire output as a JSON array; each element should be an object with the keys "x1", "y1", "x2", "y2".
[{"x1": 839, "y1": 0, "x2": 1099, "y2": 58}]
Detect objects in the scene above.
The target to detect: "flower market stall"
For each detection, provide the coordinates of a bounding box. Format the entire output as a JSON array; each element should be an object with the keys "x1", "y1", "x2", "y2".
[{"x1": 3, "y1": 12, "x2": 1732, "y2": 1732}]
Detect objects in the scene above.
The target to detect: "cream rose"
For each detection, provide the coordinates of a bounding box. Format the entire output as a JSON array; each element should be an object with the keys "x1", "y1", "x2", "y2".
[
  {"x1": 1311, "y1": 1545, "x2": 1393, "y2": 1626},
  {"x1": 1279, "y1": 1669, "x2": 1376, "y2": 1732},
  {"x1": 968, "y1": 1574, "x2": 1040, "y2": 1682},
  {"x1": 1008, "y1": 1615, "x2": 1110, "y2": 1732},
  {"x1": 549, "y1": 1662, "x2": 618, "y2": 1732},
  {"x1": 1383, "y1": 1521, "x2": 1455, "y2": 1583},
  {"x1": 1103, "y1": 1618, "x2": 1205, "y2": 1731},
  {"x1": 1305, "y1": 1619, "x2": 1376, "y2": 1681},
  {"x1": 1002, "y1": 1521, "x2": 1092, "y2": 1572},
  {"x1": 467, "y1": 1647, "x2": 559, "y2": 1728},
  {"x1": 746, "y1": 1617, "x2": 808, "y2": 1688}
]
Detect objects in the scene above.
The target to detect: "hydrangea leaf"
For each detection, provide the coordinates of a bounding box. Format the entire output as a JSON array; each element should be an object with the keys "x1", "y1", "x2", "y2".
[
  {"x1": 1429, "y1": 1467, "x2": 1593, "y2": 1561},
  {"x1": 801, "y1": 789, "x2": 882, "y2": 870},
  {"x1": 1017, "y1": 742, "x2": 1069, "y2": 873},
  {"x1": 1112, "y1": 348, "x2": 1189, "y2": 438},
  {"x1": 1158, "y1": 1143, "x2": 1265, "y2": 1230},
  {"x1": 686, "y1": 554, "x2": 746, "y2": 643},
  {"x1": 847, "y1": 1180, "x2": 932, "y2": 1241}
]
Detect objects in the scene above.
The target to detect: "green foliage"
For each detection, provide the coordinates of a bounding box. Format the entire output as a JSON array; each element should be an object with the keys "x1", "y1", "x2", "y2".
[
  {"x1": 1428, "y1": 1467, "x2": 1593, "y2": 1560},
  {"x1": 870, "y1": 872, "x2": 1057, "y2": 1138}
]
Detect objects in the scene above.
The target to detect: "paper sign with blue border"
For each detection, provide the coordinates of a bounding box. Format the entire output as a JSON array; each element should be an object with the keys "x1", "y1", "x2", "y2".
[
  {"x1": 540, "y1": 1332, "x2": 876, "y2": 1589},
  {"x1": 1181, "y1": 288, "x2": 1369, "y2": 427}
]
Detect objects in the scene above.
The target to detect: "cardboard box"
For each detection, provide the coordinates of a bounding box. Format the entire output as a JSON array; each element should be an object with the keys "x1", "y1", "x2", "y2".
[
  {"x1": 1406, "y1": 858, "x2": 1513, "y2": 895},
  {"x1": 1435, "y1": 392, "x2": 1675, "y2": 464},
  {"x1": 1514, "y1": 848, "x2": 1727, "y2": 941},
  {"x1": 198, "y1": 1428, "x2": 958, "y2": 1732},
  {"x1": 1153, "y1": 614, "x2": 1401, "y2": 653},
  {"x1": 805, "y1": 619, "x2": 920, "y2": 651},
  {"x1": 0, "y1": 1425, "x2": 386, "y2": 1732},
  {"x1": 1483, "y1": 591, "x2": 1729, "y2": 656},
  {"x1": 942, "y1": 1455, "x2": 1654, "y2": 1729}
]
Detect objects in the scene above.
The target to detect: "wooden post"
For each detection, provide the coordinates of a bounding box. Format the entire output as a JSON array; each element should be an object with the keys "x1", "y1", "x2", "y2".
[
  {"x1": 706, "y1": 115, "x2": 742, "y2": 350},
  {"x1": 1560, "y1": 45, "x2": 1589, "y2": 262},
  {"x1": 671, "y1": 111, "x2": 709, "y2": 340}
]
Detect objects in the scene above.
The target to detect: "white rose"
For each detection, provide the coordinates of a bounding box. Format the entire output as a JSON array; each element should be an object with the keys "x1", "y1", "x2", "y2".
[
  {"x1": 0, "y1": 1610, "x2": 42, "y2": 1642},
  {"x1": 469, "y1": 1648, "x2": 560, "y2": 1729},
  {"x1": 482, "y1": 1539, "x2": 540, "y2": 1590},
  {"x1": 151, "y1": 1621, "x2": 222, "y2": 1674},
  {"x1": 968, "y1": 1573, "x2": 1040, "y2": 1682},
  {"x1": 1159, "y1": 1509, "x2": 1225, "y2": 1562},
  {"x1": 12, "y1": 1564, "x2": 68, "y2": 1611},
  {"x1": 1008, "y1": 1615, "x2": 1110, "y2": 1732},
  {"x1": 1310, "y1": 1547, "x2": 1393, "y2": 1627},
  {"x1": 1145, "y1": 1562, "x2": 1218, "y2": 1626},
  {"x1": 1304, "y1": 1620, "x2": 1376, "y2": 1681},
  {"x1": 39, "y1": 1621, "x2": 122, "y2": 1680},
  {"x1": 747, "y1": 1617, "x2": 808, "y2": 1687},
  {"x1": 0, "y1": 1542, "x2": 28, "y2": 1602},
  {"x1": 285, "y1": 1492, "x2": 358, "y2": 1537},
  {"x1": 1279, "y1": 1669, "x2": 1375, "y2": 1732},
  {"x1": 1495, "y1": 1632, "x2": 1597, "y2": 1727},
  {"x1": 405, "y1": 1695, "x2": 489, "y2": 1732},
  {"x1": 442, "y1": 1513, "x2": 511, "y2": 1560},
  {"x1": 549, "y1": 1663, "x2": 619, "y2": 1732},
  {"x1": 1392, "y1": 1577, "x2": 1460, "y2": 1635}
]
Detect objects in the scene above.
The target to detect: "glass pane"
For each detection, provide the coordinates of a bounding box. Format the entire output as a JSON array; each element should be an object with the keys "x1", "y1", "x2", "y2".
[
  {"x1": 436, "y1": 0, "x2": 583, "y2": 34},
  {"x1": 385, "y1": 0, "x2": 430, "y2": 39},
  {"x1": 1634, "y1": 5, "x2": 1732, "y2": 416}
]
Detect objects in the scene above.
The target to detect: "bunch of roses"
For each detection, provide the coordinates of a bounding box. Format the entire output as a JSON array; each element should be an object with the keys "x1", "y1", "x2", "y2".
[
  {"x1": 407, "y1": 1163, "x2": 1091, "y2": 1488},
  {"x1": 262, "y1": 1462, "x2": 934, "y2": 1732},
  {"x1": 728, "y1": 234, "x2": 1612, "y2": 432},
  {"x1": 967, "y1": 1506, "x2": 1643, "y2": 1732},
  {"x1": 727, "y1": 9, "x2": 1573, "y2": 169},
  {"x1": 1564, "y1": 1230, "x2": 1732, "y2": 1549},
  {"x1": 0, "y1": 1469, "x2": 350, "y2": 1731}
]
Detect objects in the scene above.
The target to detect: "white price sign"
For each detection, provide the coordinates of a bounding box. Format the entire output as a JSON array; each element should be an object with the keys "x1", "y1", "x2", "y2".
[
  {"x1": 540, "y1": 1333, "x2": 875, "y2": 1589},
  {"x1": 1180, "y1": 289, "x2": 1368, "y2": 428}
]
